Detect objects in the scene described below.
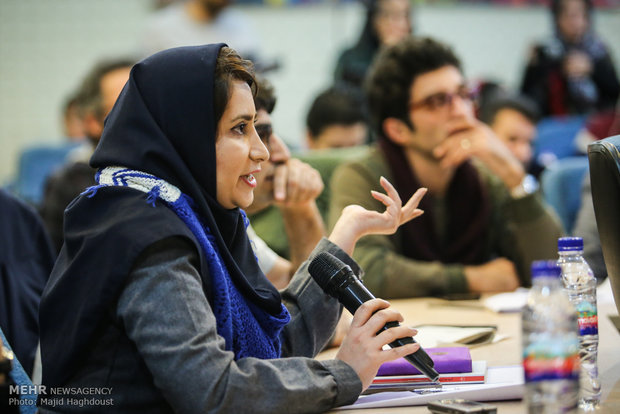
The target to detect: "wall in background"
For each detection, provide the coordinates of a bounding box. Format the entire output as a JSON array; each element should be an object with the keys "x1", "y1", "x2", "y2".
[{"x1": 1, "y1": 0, "x2": 618, "y2": 186}]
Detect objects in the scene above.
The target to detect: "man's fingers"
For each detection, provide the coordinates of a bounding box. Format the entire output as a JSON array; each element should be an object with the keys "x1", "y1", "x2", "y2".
[{"x1": 272, "y1": 164, "x2": 288, "y2": 201}]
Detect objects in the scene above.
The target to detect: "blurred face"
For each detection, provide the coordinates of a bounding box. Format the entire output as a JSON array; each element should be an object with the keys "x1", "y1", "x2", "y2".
[
  {"x1": 401, "y1": 65, "x2": 475, "y2": 158},
  {"x1": 199, "y1": 0, "x2": 231, "y2": 17},
  {"x1": 247, "y1": 108, "x2": 291, "y2": 212},
  {"x1": 100, "y1": 67, "x2": 131, "y2": 119},
  {"x1": 215, "y1": 80, "x2": 269, "y2": 209},
  {"x1": 86, "y1": 67, "x2": 131, "y2": 141},
  {"x1": 491, "y1": 108, "x2": 536, "y2": 167},
  {"x1": 309, "y1": 122, "x2": 368, "y2": 150},
  {"x1": 374, "y1": 0, "x2": 411, "y2": 47},
  {"x1": 557, "y1": 0, "x2": 589, "y2": 44}
]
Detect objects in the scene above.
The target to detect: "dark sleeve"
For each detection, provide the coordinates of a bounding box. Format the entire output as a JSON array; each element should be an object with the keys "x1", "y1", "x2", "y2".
[
  {"x1": 279, "y1": 237, "x2": 361, "y2": 357},
  {"x1": 591, "y1": 52, "x2": 620, "y2": 110},
  {"x1": 117, "y1": 237, "x2": 361, "y2": 413},
  {"x1": 520, "y1": 45, "x2": 552, "y2": 116}
]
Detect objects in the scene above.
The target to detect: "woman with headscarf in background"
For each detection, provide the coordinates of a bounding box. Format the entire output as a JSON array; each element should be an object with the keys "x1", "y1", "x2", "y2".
[
  {"x1": 334, "y1": 0, "x2": 412, "y2": 89},
  {"x1": 520, "y1": 0, "x2": 619, "y2": 117},
  {"x1": 38, "y1": 44, "x2": 426, "y2": 413}
]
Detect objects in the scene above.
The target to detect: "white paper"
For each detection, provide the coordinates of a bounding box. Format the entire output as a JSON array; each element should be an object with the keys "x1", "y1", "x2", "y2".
[
  {"x1": 484, "y1": 288, "x2": 530, "y2": 313},
  {"x1": 335, "y1": 365, "x2": 524, "y2": 410}
]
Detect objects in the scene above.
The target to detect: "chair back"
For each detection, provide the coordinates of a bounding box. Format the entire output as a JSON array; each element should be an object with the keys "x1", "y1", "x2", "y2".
[
  {"x1": 588, "y1": 135, "x2": 620, "y2": 315},
  {"x1": 534, "y1": 115, "x2": 585, "y2": 166},
  {"x1": 540, "y1": 156, "x2": 589, "y2": 233},
  {"x1": 13, "y1": 143, "x2": 80, "y2": 204}
]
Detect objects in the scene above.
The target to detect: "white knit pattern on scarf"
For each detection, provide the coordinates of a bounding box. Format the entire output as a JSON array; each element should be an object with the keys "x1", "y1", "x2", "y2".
[{"x1": 97, "y1": 166, "x2": 181, "y2": 203}]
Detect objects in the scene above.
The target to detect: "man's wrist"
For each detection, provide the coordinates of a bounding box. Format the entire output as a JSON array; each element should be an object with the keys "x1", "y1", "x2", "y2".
[{"x1": 510, "y1": 174, "x2": 539, "y2": 199}]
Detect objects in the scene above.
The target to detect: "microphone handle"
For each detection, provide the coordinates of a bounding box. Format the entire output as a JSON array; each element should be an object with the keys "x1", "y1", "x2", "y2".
[{"x1": 339, "y1": 282, "x2": 440, "y2": 382}]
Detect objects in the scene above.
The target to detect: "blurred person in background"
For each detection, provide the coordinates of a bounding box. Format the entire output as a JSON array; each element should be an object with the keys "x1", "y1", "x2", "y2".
[
  {"x1": 479, "y1": 93, "x2": 541, "y2": 170},
  {"x1": 40, "y1": 58, "x2": 133, "y2": 253},
  {"x1": 305, "y1": 85, "x2": 370, "y2": 150},
  {"x1": 330, "y1": 37, "x2": 563, "y2": 299},
  {"x1": 520, "y1": 0, "x2": 619, "y2": 116},
  {"x1": 140, "y1": 0, "x2": 276, "y2": 72},
  {"x1": 245, "y1": 78, "x2": 326, "y2": 289},
  {"x1": 334, "y1": 0, "x2": 413, "y2": 89}
]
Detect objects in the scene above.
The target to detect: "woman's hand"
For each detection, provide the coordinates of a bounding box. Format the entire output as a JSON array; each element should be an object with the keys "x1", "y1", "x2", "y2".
[
  {"x1": 335, "y1": 298, "x2": 419, "y2": 391},
  {"x1": 329, "y1": 177, "x2": 426, "y2": 255}
]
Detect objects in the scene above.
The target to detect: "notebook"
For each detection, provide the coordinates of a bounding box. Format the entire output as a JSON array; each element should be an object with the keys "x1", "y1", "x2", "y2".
[{"x1": 377, "y1": 346, "x2": 472, "y2": 376}]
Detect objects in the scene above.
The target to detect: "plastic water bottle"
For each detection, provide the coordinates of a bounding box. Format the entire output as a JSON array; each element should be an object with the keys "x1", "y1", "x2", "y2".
[
  {"x1": 522, "y1": 260, "x2": 580, "y2": 413},
  {"x1": 557, "y1": 237, "x2": 601, "y2": 410}
]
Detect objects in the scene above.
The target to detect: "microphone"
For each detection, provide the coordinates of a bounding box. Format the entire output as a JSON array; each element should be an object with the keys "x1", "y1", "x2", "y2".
[{"x1": 308, "y1": 251, "x2": 440, "y2": 383}]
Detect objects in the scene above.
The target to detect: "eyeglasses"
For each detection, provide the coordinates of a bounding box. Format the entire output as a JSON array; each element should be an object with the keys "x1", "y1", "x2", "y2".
[
  {"x1": 255, "y1": 123, "x2": 273, "y2": 149},
  {"x1": 409, "y1": 88, "x2": 477, "y2": 112}
]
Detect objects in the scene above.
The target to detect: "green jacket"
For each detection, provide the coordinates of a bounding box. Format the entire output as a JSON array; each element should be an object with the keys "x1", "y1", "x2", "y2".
[{"x1": 328, "y1": 146, "x2": 564, "y2": 299}]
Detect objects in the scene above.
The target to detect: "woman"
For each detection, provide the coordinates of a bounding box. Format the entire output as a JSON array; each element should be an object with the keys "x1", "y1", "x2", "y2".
[
  {"x1": 334, "y1": 0, "x2": 412, "y2": 89},
  {"x1": 38, "y1": 44, "x2": 426, "y2": 413},
  {"x1": 520, "y1": 0, "x2": 619, "y2": 116}
]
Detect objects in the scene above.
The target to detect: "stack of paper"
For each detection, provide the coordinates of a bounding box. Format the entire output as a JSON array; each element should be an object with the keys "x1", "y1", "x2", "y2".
[
  {"x1": 338, "y1": 365, "x2": 525, "y2": 410},
  {"x1": 368, "y1": 360, "x2": 487, "y2": 393}
]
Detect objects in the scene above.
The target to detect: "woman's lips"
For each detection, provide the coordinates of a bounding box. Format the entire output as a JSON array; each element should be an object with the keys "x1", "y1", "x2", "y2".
[{"x1": 241, "y1": 173, "x2": 257, "y2": 187}]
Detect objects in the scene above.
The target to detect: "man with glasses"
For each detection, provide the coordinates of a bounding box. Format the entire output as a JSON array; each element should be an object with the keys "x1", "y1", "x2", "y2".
[
  {"x1": 328, "y1": 37, "x2": 563, "y2": 298},
  {"x1": 245, "y1": 79, "x2": 326, "y2": 290}
]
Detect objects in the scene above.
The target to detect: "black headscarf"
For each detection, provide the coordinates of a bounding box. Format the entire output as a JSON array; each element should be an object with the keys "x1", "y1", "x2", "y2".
[{"x1": 39, "y1": 44, "x2": 282, "y2": 387}]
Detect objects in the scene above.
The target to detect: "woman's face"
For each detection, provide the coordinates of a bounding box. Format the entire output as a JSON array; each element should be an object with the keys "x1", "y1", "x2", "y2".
[
  {"x1": 557, "y1": 0, "x2": 589, "y2": 44},
  {"x1": 373, "y1": 0, "x2": 411, "y2": 47},
  {"x1": 215, "y1": 80, "x2": 269, "y2": 209}
]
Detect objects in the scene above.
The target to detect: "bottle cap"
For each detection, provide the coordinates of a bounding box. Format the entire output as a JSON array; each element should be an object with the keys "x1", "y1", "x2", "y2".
[
  {"x1": 558, "y1": 236, "x2": 584, "y2": 251},
  {"x1": 531, "y1": 260, "x2": 561, "y2": 279}
]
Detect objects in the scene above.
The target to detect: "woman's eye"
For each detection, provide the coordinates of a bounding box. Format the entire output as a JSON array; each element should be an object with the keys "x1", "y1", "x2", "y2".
[{"x1": 233, "y1": 122, "x2": 247, "y2": 135}]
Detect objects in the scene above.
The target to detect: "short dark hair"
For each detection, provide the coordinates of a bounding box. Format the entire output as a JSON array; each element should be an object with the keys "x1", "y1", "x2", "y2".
[
  {"x1": 479, "y1": 94, "x2": 541, "y2": 126},
  {"x1": 254, "y1": 77, "x2": 277, "y2": 114},
  {"x1": 76, "y1": 58, "x2": 134, "y2": 120},
  {"x1": 214, "y1": 46, "x2": 257, "y2": 125},
  {"x1": 365, "y1": 36, "x2": 461, "y2": 133},
  {"x1": 306, "y1": 85, "x2": 368, "y2": 139}
]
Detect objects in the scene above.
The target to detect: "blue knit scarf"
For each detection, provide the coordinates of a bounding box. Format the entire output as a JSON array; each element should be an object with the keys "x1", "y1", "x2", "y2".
[{"x1": 85, "y1": 167, "x2": 290, "y2": 360}]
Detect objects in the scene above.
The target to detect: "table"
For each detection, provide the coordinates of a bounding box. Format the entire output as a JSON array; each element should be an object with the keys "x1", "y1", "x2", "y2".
[{"x1": 320, "y1": 295, "x2": 620, "y2": 413}]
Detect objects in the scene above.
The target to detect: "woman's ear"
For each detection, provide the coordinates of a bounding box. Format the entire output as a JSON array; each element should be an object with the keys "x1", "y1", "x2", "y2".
[{"x1": 382, "y1": 117, "x2": 411, "y2": 146}]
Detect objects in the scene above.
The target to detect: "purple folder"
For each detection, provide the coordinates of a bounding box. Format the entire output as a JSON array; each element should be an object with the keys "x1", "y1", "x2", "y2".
[{"x1": 377, "y1": 347, "x2": 472, "y2": 376}]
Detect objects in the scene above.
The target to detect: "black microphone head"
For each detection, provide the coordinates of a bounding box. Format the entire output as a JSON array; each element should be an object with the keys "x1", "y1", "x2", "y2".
[{"x1": 308, "y1": 252, "x2": 348, "y2": 292}]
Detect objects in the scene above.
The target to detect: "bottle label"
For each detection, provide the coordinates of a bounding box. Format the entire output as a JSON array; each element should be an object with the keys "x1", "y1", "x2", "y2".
[
  {"x1": 523, "y1": 336, "x2": 580, "y2": 382},
  {"x1": 576, "y1": 302, "x2": 598, "y2": 336}
]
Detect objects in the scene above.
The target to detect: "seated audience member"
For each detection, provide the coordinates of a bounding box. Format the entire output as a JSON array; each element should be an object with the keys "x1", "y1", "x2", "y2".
[
  {"x1": 305, "y1": 85, "x2": 369, "y2": 149},
  {"x1": 329, "y1": 37, "x2": 564, "y2": 299},
  {"x1": 38, "y1": 44, "x2": 427, "y2": 412},
  {"x1": 334, "y1": 0, "x2": 412, "y2": 89},
  {"x1": 520, "y1": 0, "x2": 619, "y2": 117},
  {"x1": 479, "y1": 93, "x2": 541, "y2": 170},
  {"x1": 246, "y1": 79, "x2": 326, "y2": 289},
  {"x1": 0, "y1": 189, "x2": 55, "y2": 376},
  {"x1": 40, "y1": 58, "x2": 133, "y2": 253}
]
